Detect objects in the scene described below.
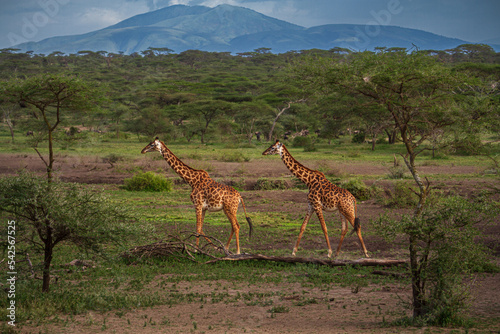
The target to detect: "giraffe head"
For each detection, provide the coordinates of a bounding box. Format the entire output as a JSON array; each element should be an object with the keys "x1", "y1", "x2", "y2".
[
  {"x1": 262, "y1": 140, "x2": 283, "y2": 156},
  {"x1": 141, "y1": 137, "x2": 163, "y2": 154}
]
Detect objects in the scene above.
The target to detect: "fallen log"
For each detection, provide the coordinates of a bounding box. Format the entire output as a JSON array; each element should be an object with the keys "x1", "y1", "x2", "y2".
[{"x1": 205, "y1": 253, "x2": 408, "y2": 267}]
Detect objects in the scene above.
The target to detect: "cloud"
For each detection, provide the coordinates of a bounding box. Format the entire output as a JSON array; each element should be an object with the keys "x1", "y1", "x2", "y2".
[
  {"x1": 78, "y1": 8, "x2": 124, "y2": 27},
  {"x1": 167, "y1": 0, "x2": 193, "y2": 5},
  {"x1": 199, "y1": 0, "x2": 240, "y2": 6}
]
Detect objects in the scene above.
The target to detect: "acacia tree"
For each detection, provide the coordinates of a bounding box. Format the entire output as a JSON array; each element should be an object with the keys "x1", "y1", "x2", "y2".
[
  {"x1": 234, "y1": 101, "x2": 273, "y2": 144},
  {"x1": 0, "y1": 172, "x2": 140, "y2": 292},
  {"x1": 289, "y1": 50, "x2": 484, "y2": 320},
  {"x1": 179, "y1": 100, "x2": 233, "y2": 143},
  {"x1": 1, "y1": 73, "x2": 104, "y2": 181}
]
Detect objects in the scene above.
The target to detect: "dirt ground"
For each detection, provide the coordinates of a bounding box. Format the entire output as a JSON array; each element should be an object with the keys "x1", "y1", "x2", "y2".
[{"x1": 1, "y1": 153, "x2": 499, "y2": 333}]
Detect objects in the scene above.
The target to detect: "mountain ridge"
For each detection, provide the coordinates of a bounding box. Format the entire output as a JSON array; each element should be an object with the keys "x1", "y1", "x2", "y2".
[{"x1": 12, "y1": 4, "x2": 498, "y2": 55}]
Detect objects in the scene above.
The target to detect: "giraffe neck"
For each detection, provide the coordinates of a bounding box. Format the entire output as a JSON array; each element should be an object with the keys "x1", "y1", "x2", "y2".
[
  {"x1": 280, "y1": 145, "x2": 316, "y2": 185},
  {"x1": 159, "y1": 143, "x2": 206, "y2": 187}
]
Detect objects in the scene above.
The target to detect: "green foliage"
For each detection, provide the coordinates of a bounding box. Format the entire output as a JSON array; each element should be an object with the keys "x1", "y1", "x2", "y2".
[
  {"x1": 373, "y1": 195, "x2": 499, "y2": 326},
  {"x1": 387, "y1": 166, "x2": 407, "y2": 179},
  {"x1": 0, "y1": 172, "x2": 145, "y2": 291},
  {"x1": 0, "y1": 172, "x2": 139, "y2": 250},
  {"x1": 292, "y1": 136, "x2": 311, "y2": 147},
  {"x1": 254, "y1": 177, "x2": 288, "y2": 190},
  {"x1": 451, "y1": 134, "x2": 484, "y2": 155},
  {"x1": 292, "y1": 136, "x2": 317, "y2": 152},
  {"x1": 376, "y1": 181, "x2": 418, "y2": 208},
  {"x1": 217, "y1": 151, "x2": 250, "y2": 162},
  {"x1": 123, "y1": 171, "x2": 173, "y2": 192},
  {"x1": 351, "y1": 131, "x2": 366, "y2": 144},
  {"x1": 340, "y1": 178, "x2": 371, "y2": 201}
]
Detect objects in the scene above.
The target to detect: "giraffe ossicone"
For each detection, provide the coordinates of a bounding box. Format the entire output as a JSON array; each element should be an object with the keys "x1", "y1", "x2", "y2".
[
  {"x1": 262, "y1": 140, "x2": 369, "y2": 258},
  {"x1": 141, "y1": 137, "x2": 253, "y2": 255}
]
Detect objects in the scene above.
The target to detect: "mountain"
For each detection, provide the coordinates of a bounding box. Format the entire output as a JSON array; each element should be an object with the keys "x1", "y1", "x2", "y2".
[
  {"x1": 13, "y1": 4, "x2": 487, "y2": 55},
  {"x1": 229, "y1": 24, "x2": 471, "y2": 54}
]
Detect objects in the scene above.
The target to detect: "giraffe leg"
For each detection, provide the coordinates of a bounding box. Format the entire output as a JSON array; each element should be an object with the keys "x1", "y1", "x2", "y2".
[
  {"x1": 335, "y1": 214, "x2": 349, "y2": 257},
  {"x1": 195, "y1": 208, "x2": 214, "y2": 249},
  {"x1": 338, "y1": 213, "x2": 370, "y2": 258},
  {"x1": 315, "y1": 208, "x2": 333, "y2": 258},
  {"x1": 195, "y1": 206, "x2": 204, "y2": 249},
  {"x1": 224, "y1": 207, "x2": 241, "y2": 254},
  {"x1": 292, "y1": 205, "x2": 314, "y2": 257},
  {"x1": 352, "y1": 218, "x2": 370, "y2": 258}
]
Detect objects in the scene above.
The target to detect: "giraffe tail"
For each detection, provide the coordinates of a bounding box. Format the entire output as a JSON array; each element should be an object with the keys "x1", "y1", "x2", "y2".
[
  {"x1": 240, "y1": 197, "x2": 254, "y2": 238},
  {"x1": 354, "y1": 217, "x2": 361, "y2": 232},
  {"x1": 349, "y1": 199, "x2": 360, "y2": 236}
]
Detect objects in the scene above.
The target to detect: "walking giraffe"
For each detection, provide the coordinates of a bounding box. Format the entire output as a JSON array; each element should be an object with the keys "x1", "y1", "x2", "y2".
[
  {"x1": 262, "y1": 140, "x2": 369, "y2": 258},
  {"x1": 141, "y1": 137, "x2": 253, "y2": 254}
]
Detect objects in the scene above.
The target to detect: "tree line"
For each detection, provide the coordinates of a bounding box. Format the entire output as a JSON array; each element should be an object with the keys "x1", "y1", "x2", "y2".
[{"x1": 1, "y1": 44, "x2": 498, "y2": 148}]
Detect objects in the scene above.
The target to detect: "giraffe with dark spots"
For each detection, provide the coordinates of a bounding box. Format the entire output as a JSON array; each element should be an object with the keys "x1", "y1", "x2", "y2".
[
  {"x1": 263, "y1": 140, "x2": 369, "y2": 258},
  {"x1": 141, "y1": 137, "x2": 253, "y2": 254}
]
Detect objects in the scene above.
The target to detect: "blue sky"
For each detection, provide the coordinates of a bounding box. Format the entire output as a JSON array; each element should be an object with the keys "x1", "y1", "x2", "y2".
[{"x1": 1, "y1": 0, "x2": 499, "y2": 49}]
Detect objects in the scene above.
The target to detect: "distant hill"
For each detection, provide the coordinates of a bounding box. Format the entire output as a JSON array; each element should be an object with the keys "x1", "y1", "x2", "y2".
[{"x1": 13, "y1": 4, "x2": 495, "y2": 55}]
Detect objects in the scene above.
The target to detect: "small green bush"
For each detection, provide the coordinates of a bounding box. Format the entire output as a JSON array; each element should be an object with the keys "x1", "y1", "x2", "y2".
[
  {"x1": 340, "y1": 178, "x2": 371, "y2": 201},
  {"x1": 254, "y1": 178, "x2": 288, "y2": 190},
  {"x1": 218, "y1": 151, "x2": 250, "y2": 162},
  {"x1": 387, "y1": 166, "x2": 406, "y2": 179},
  {"x1": 292, "y1": 136, "x2": 311, "y2": 147},
  {"x1": 123, "y1": 172, "x2": 173, "y2": 192},
  {"x1": 351, "y1": 131, "x2": 366, "y2": 144},
  {"x1": 378, "y1": 181, "x2": 417, "y2": 208},
  {"x1": 303, "y1": 142, "x2": 317, "y2": 152}
]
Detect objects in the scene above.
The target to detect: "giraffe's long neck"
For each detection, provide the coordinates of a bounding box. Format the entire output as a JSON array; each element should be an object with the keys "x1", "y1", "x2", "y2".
[
  {"x1": 159, "y1": 143, "x2": 206, "y2": 187},
  {"x1": 280, "y1": 145, "x2": 315, "y2": 185}
]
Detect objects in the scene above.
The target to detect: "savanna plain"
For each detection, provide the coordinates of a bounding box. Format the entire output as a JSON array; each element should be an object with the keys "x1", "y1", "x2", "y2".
[{"x1": 1, "y1": 134, "x2": 499, "y2": 334}]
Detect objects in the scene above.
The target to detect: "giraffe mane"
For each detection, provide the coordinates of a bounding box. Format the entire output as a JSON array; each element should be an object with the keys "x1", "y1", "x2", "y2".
[
  {"x1": 158, "y1": 140, "x2": 209, "y2": 175},
  {"x1": 281, "y1": 144, "x2": 319, "y2": 174}
]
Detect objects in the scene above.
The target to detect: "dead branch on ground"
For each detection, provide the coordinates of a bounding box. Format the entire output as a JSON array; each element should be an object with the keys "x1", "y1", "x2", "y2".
[{"x1": 122, "y1": 233, "x2": 408, "y2": 268}]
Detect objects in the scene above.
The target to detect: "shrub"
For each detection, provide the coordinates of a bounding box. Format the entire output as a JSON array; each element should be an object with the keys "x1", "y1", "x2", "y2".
[
  {"x1": 303, "y1": 142, "x2": 317, "y2": 152},
  {"x1": 351, "y1": 131, "x2": 366, "y2": 144},
  {"x1": 292, "y1": 136, "x2": 311, "y2": 147},
  {"x1": 340, "y1": 178, "x2": 371, "y2": 201},
  {"x1": 123, "y1": 172, "x2": 173, "y2": 192},
  {"x1": 387, "y1": 166, "x2": 406, "y2": 179},
  {"x1": 0, "y1": 172, "x2": 142, "y2": 292},
  {"x1": 218, "y1": 151, "x2": 250, "y2": 162},
  {"x1": 376, "y1": 181, "x2": 417, "y2": 208},
  {"x1": 373, "y1": 195, "x2": 499, "y2": 326},
  {"x1": 254, "y1": 178, "x2": 288, "y2": 190}
]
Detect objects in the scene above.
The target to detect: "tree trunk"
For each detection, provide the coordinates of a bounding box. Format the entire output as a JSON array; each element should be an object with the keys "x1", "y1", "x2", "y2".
[
  {"x1": 385, "y1": 128, "x2": 397, "y2": 144},
  {"x1": 409, "y1": 235, "x2": 425, "y2": 317},
  {"x1": 247, "y1": 119, "x2": 255, "y2": 145},
  {"x1": 42, "y1": 226, "x2": 53, "y2": 292},
  {"x1": 47, "y1": 129, "x2": 54, "y2": 182},
  {"x1": 401, "y1": 152, "x2": 430, "y2": 319},
  {"x1": 268, "y1": 100, "x2": 305, "y2": 141}
]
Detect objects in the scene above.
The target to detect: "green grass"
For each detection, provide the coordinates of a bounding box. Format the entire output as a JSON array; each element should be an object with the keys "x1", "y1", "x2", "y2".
[
  {"x1": 0, "y1": 181, "x2": 409, "y2": 325},
  {"x1": 0, "y1": 128, "x2": 498, "y2": 330},
  {"x1": 1, "y1": 128, "x2": 498, "y2": 169}
]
